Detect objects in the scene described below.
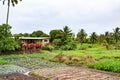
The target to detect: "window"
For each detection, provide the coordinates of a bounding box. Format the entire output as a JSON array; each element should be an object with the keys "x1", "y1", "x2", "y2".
[{"x1": 44, "y1": 39, "x2": 48, "y2": 42}]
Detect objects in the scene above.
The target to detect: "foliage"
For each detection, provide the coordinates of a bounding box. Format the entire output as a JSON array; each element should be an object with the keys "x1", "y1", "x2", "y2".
[
  {"x1": 77, "y1": 29, "x2": 87, "y2": 48},
  {"x1": 30, "y1": 30, "x2": 49, "y2": 37},
  {"x1": 98, "y1": 34, "x2": 105, "y2": 44},
  {"x1": 13, "y1": 33, "x2": 23, "y2": 40},
  {"x1": 53, "y1": 39, "x2": 62, "y2": 47},
  {"x1": 1, "y1": 0, "x2": 22, "y2": 24},
  {"x1": 0, "y1": 37, "x2": 20, "y2": 51},
  {"x1": 42, "y1": 45, "x2": 55, "y2": 51},
  {"x1": 49, "y1": 29, "x2": 62, "y2": 42},
  {"x1": 113, "y1": 27, "x2": 120, "y2": 49},
  {"x1": 61, "y1": 26, "x2": 74, "y2": 45},
  {"x1": 105, "y1": 32, "x2": 115, "y2": 45},
  {"x1": 0, "y1": 24, "x2": 11, "y2": 38},
  {"x1": 0, "y1": 24, "x2": 20, "y2": 52},
  {"x1": 113, "y1": 27, "x2": 120, "y2": 43},
  {"x1": 0, "y1": 46, "x2": 120, "y2": 73},
  {"x1": 20, "y1": 43, "x2": 42, "y2": 49},
  {"x1": 0, "y1": 59, "x2": 11, "y2": 65},
  {"x1": 90, "y1": 32, "x2": 98, "y2": 46},
  {"x1": 2, "y1": 0, "x2": 22, "y2": 6},
  {"x1": 60, "y1": 42, "x2": 77, "y2": 50},
  {"x1": 87, "y1": 59, "x2": 120, "y2": 73}
]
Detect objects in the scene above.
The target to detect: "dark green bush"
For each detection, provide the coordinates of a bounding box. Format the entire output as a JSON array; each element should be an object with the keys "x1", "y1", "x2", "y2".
[
  {"x1": 0, "y1": 24, "x2": 20, "y2": 52},
  {"x1": 60, "y1": 42, "x2": 77, "y2": 50},
  {"x1": 42, "y1": 45, "x2": 55, "y2": 51}
]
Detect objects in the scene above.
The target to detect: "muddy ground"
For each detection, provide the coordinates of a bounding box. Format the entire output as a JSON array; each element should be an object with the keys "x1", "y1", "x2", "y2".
[{"x1": 0, "y1": 73, "x2": 41, "y2": 80}]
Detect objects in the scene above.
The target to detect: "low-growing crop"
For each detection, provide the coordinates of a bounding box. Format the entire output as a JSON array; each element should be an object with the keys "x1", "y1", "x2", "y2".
[
  {"x1": 87, "y1": 59, "x2": 120, "y2": 73},
  {"x1": 0, "y1": 59, "x2": 11, "y2": 65}
]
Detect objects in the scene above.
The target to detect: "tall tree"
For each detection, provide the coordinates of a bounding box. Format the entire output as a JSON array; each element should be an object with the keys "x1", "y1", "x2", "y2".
[
  {"x1": 90, "y1": 32, "x2": 98, "y2": 46},
  {"x1": 77, "y1": 29, "x2": 87, "y2": 48},
  {"x1": 61, "y1": 26, "x2": 73, "y2": 44},
  {"x1": 113, "y1": 27, "x2": 120, "y2": 43},
  {"x1": 98, "y1": 34, "x2": 105, "y2": 44},
  {"x1": 30, "y1": 30, "x2": 49, "y2": 37},
  {"x1": 2, "y1": 0, "x2": 22, "y2": 24},
  {"x1": 104, "y1": 31, "x2": 114, "y2": 44},
  {"x1": 113, "y1": 27, "x2": 120, "y2": 49},
  {"x1": 49, "y1": 29, "x2": 62, "y2": 42},
  {"x1": 0, "y1": 24, "x2": 20, "y2": 53}
]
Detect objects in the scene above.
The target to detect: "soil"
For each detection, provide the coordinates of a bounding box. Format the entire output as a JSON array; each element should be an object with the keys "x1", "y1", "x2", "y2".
[
  {"x1": 31, "y1": 66, "x2": 120, "y2": 80},
  {"x1": 0, "y1": 73, "x2": 41, "y2": 80},
  {"x1": 0, "y1": 66, "x2": 120, "y2": 80}
]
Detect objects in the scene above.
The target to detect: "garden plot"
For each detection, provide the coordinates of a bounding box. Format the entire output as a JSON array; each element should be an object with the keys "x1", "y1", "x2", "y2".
[
  {"x1": 0, "y1": 65, "x2": 27, "y2": 75},
  {"x1": 30, "y1": 66, "x2": 120, "y2": 80},
  {"x1": 7, "y1": 57, "x2": 67, "y2": 70},
  {"x1": 0, "y1": 57, "x2": 67, "y2": 75}
]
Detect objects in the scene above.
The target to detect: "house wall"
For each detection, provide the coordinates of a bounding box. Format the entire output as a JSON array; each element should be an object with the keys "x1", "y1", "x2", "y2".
[{"x1": 21, "y1": 38, "x2": 49, "y2": 45}]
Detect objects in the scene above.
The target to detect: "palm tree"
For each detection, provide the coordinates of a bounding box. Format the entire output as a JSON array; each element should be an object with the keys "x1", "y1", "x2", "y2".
[
  {"x1": 61, "y1": 26, "x2": 73, "y2": 44},
  {"x1": 105, "y1": 31, "x2": 113, "y2": 44},
  {"x1": 113, "y1": 27, "x2": 120, "y2": 43},
  {"x1": 77, "y1": 29, "x2": 87, "y2": 48},
  {"x1": 90, "y1": 32, "x2": 98, "y2": 46},
  {"x1": 98, "y1": 34, "x2": 105, "y2": 44},
  {"x1": 113, "y1": 27, "x2": 120, "y2": 49},
  {"x1": 2, "y1": 0, "x2": 22, "y2": 24}
]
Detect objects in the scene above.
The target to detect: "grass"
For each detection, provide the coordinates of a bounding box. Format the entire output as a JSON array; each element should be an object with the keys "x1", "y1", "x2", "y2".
[
  {"x1": 87, "y1": 59, "x2": 120, "y2": 73},
  {"x1": 0, "y1": 44, "x2": 120, "y2": 73}
]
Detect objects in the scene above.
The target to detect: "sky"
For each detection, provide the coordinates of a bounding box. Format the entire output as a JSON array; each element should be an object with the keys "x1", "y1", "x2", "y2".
[{"x1": 0, "y1": 0, "x2": 120, "y2": 35}]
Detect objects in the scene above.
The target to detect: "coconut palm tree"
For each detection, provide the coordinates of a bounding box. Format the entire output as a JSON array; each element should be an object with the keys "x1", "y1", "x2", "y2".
[
  {"x1": 113, "y1": 27, "x2": 120, "y2": 49},
  {"x1": 98, "y1": 34, "x2": 105, "y2": 44},
  {"x1": 90, "y1": 32, "x2": 98, "y2": 46},
  {"x1": 61, "y1": 26, "x2": 73, "y2": 44},
  {"x1": 113, "y1": 27, "x2": 120, "y2": 43},
  {"x1": 2, "y1": 0, "x2": 22, "y2": 24},
  {"x1": 77, "y1": 29, "x2": 87, "y2": 48}
]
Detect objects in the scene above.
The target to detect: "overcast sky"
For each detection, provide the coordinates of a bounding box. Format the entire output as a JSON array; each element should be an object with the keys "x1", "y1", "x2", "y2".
[{"x1": 0, "y1": 0, "x2": 120, "y2": 35}]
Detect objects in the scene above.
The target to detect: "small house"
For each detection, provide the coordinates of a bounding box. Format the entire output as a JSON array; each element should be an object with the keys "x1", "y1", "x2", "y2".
[{"x1": 20, "y1": 37, "x2": 50, "y2": 45}]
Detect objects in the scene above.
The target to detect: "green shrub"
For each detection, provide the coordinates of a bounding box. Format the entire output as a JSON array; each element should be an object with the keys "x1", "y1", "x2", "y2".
[
  {"x1": 0, "y1": 38, "x2": 20, "y2": 52},
  {"x1": 42, "y1": 45, "x2": 54, "y2": 51},
  {"x1": 0, "y1": 24, "x2": 20, "y2": 52},
  {"x1": 60, "y1": 42, "x2": 77, "y2": 50}
]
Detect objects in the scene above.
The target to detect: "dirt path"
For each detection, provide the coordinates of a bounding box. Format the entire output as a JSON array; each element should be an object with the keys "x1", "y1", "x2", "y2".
[
  {"x1": 31, "y1": 66, "x2": 120, "y2": 80},
  {"x1": 0, "y1": 66, "x2": 120, "y2": 80}
]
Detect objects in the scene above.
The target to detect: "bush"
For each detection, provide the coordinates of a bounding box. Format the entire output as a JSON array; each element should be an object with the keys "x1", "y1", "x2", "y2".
[
  {"x1": 42, "y1": 45, "x2": 55, "y2": 51},
  {"x1": 0, "y1": 37, "x2": 20, "y2": 52},
  {"x1": 60, "y1": 42, "x2": 77, "y2": 50},
  {"x1": 0, "y1": 24, "x2": 20, "y2": 53}
]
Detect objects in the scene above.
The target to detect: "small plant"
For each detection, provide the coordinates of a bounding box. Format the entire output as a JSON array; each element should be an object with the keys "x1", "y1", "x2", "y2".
[{"x1": 0, "y1": 59, "x2": 11, "y2": 65}]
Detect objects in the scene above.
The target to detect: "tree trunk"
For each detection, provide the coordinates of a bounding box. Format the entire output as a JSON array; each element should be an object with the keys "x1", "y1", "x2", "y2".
[{"x1": 6, "y1": 0, "x2": 10, "y2": 24}]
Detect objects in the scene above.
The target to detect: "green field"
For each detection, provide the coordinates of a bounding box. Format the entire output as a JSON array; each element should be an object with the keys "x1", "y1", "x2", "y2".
[{"x1": 0, "y1": 44, "x2": 120, "y2": 73}]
